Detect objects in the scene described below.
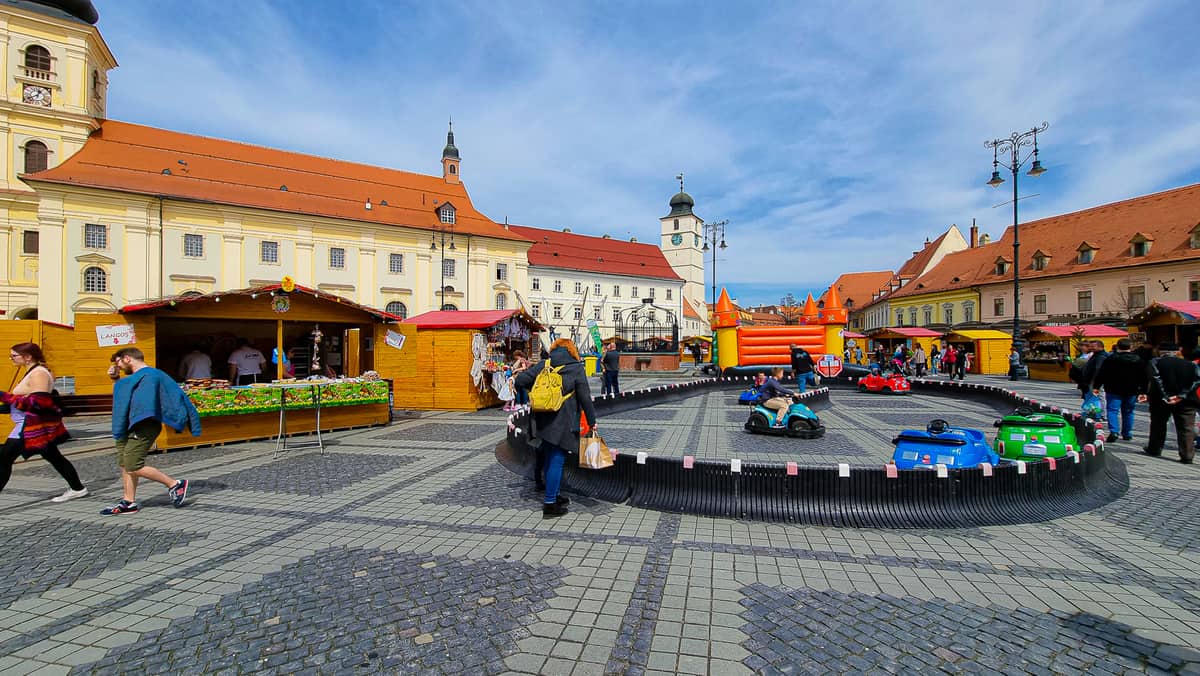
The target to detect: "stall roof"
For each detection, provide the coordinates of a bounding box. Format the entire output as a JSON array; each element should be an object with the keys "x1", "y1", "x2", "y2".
[
  {"x1": 947, "y1": 329, "x2": 1012, "y2": 340},
  {"x1": 403, "y1": 309, "x2": 542, "y2": 330},
  {"x1": 841, "y1": 331, "x2": 867, "y2": 339},
  {"x1": 120, "y1": 284, "x2": 402, "y2": 322},
  {"x1": 1130, "y1": 300, "x2": 1200, "y2": 324},
  {"x1": 873, "y1": 327, "x2": 943, "y2": 338},
  {"x1": 1030, "y1": 325, "x2": 1128, "y2": 338}
]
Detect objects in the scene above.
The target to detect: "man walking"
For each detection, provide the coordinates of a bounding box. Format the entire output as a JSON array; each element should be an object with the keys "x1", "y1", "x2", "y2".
[
  {"x1": 1144, "y1": 343, "x2": 1198, "y2": 463},
  {"x1": 1094, "y1": 338, "x2": 1146, "y2": 443},
  {"x1": 102, "y1": 347, "x2": 201, "y2": 515},
  {"x1": 600, "y1": 342, "x2": 621, "y2": 396},
  {"x1": 789, "y1": 343, "x2": 816, "y2": 393}
]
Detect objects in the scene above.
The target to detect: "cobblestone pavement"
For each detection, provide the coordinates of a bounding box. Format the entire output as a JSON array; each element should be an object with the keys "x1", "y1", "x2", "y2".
[{"x1": 0, "y1": 373, "x2": 1198, "y2": 674}]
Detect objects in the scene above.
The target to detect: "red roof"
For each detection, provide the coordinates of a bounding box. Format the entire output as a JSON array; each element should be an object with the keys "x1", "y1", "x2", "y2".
[
  {"x1": 23, "y1": 120, "x2": 530, "y2": 243},
  {"x1": 897, "y1": 231, "x2": 950, "y2": 278},
  {"x1": 507, "y1": 225, "x2": 682, "y2": 281},
  {"x1": 1157, "y1": 301, "x2": 1200, "y2": 320},
  {"x1": 120, "y1": 283, "x2": 402, "y2": 321},
  {"x1": 682, "y1": 299, "x2": 703, "y2": 320},
  {"x1": 1033, "y1": 325, "x2": 1128, "y2": 338},
  {"x1": 884, "y1": 327, "x2": 943, "y2": 337},
  {"x1": 403, "y1": 309, "x2": 541, "y2": 330}
]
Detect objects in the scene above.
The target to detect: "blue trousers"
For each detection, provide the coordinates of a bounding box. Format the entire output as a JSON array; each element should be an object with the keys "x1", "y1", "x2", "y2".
[
  {"x1": 602, "y1": 370, "x2": 620, "y2": 396},
  {"x1": 795, "y1": 372, "x2": 814, "y2": 393},
  {"x1": 1105, "y1": 393, "x2": 1138, "y2": 438},
  {"x1": 541, "y1": 441, "x2": 568, "y2": 504}
]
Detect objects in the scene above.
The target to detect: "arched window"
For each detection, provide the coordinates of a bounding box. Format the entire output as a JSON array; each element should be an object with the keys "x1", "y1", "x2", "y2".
[
  {"x1": 24, "y1": 141, "x2": 48, "y2": 174},
  {"x1": 385, "y1": 301, "x2": 408, "y2": 319},
  {"x1": 495, "y1": 293, "x2": 507, "y2": 310},
  {"x1": 83, "y1": 266, "x2": 107, "y2": 293},
  {"x1": 448, "y1": 164, "x2": 456, "y2": 175},
  {"x1": 24, "y1": 45, "x2": 51, "y2": 72},
  {"x1": 440, "y1": 303, "x2": 458, "y2": 311}
]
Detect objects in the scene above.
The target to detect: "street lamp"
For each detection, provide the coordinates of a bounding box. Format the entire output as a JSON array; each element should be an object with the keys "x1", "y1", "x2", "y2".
[
  {"x1": 984, "y1": 122, "x2": 1048, "y2": 364},
  {"x1": 430, "y1": 224, "x2": 456, "y2": 310},
  {"x1": 702, "y1": 219, "x2": 729, "y2": 311}
]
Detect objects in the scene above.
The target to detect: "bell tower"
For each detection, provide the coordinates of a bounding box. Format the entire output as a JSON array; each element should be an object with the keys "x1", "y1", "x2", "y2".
[
  {"x1": 659, "y1": 174, "x2": 705, "y2": 315},
  {"x1": 441, "y1": 120, "x2": 460, "y2": 184}
]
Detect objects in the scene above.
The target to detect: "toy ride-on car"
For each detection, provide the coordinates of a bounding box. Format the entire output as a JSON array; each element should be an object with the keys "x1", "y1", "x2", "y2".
[
  {"x1": 892, "y1": 419, "x2": 1000, "y2": 469},
  {"x1": 738, "y1": 386, "x2": 762, "y2": 405},
  {"x1": 857, "y1": 370, "x2": 911, "y2": 394},
  {"x1": 745, "y1": 399, "x2": 825, "y2": 439},
  {"x1": 993, "y1": 407, "x2": 1081, "y2": 460}
]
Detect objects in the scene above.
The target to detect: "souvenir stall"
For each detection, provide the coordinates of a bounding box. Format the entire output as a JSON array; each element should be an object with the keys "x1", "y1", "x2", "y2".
[
  {"x1": 1129, "y1": 301, "x2": 1200, "y2": 355},
  {"x1": 397, "y1": 309, "x2": 542, "y2": 411},
  {"x1": 68, "y1": 281, "x2": 398, "y2": 449},
  {"x1": 1021, "y1": 324, "x2": 1128, "y2": 382},
  {"x1": 841, "y1": 331, "x2": 868, "y2": 364},
  {"x1": 866, "y1": 327, "x2": 942, "y2": 365},
  {"x1": 941, "y1": 329, "x2": 1012, "y2": 375}
]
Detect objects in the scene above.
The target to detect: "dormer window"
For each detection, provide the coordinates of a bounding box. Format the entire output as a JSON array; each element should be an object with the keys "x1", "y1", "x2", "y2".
[
  {"x1": 1031, "y1": 250, "x2": 1050, "y2": 271},
  {"x1": 994, "y1": 257, "x2": 1010, "y2": 275},
  {"x1": 1129, "y1": 233, "x2": 1153, "y2": 257},
  {"x1": 1190, "y1": 223, "x2": 1200, "y2": 249},
  {"x1": 1076, "y1": 242, "x2": 1097, "y2": 264},
  {"x1": 439, "y1": 205, "x2": 456, "y2": 224}
]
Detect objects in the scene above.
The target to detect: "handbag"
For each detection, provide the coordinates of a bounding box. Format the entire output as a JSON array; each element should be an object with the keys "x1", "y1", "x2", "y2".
[{"x1": 578, "y1": 432, "x2": 614, "y2": 469}]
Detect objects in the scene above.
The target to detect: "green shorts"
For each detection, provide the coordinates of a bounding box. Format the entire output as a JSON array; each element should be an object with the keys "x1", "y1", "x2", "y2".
[{"x1": 115, "y1": 419, "x2": 162, "y2": 471}]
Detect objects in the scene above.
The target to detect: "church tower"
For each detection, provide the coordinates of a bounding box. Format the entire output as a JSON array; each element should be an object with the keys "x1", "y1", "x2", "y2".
[
  {"x1": 659, "y1": 177, "x2": 705, "y2": 315},
  {"x1": 441, "y1": 122, "x2": 460, "y2": 184}
]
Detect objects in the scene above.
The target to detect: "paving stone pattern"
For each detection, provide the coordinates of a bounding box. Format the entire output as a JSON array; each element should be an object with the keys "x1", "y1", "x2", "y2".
[
  {"x1": 75, "y1": 548, "x2": 565, "y2": 675},
  {"x1": 0, "y1": 519, "x2": 200, "y2": 608},
  {"x1": 0, "y1": 373, "x2": 1197, "y2": 673},
  {"x1": 738, "y1": 583, "x2": 1200, "y2": 674}
]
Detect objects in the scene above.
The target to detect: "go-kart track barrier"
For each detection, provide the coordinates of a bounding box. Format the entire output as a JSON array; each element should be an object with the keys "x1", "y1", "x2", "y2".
[{"x1": 497, "y1": 368, "x2": 1129, "y2": 528}]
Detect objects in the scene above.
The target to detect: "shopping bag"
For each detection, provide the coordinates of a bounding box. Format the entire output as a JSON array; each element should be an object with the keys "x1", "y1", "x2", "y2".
[
  {"x1": 1081, "y1": 391, "x2": 1104, "y2": 420},
  {"x1": 579, "y1": 432, "x2": 614, "y2": 469}
]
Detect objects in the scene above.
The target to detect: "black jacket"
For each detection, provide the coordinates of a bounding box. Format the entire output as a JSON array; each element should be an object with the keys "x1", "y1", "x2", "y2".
[
  {"x1": 1094, "y1": 351, "x2": 1146, "y2": 397},
  {"x1": 790, "y1": 348, "x2": 814, "y2": 375},
  {"x1": 601, "y1": 349, "x2": 620, "y2": 373},
  {"x1": 1147, "y1": 355, "x2": 1199, "y2": 402},
  {"x1": 1082, "y1": 350, "x2": 1109, "y2": 390},
  {"x1": 513, "y1": 347, "x2": 597, "y2": 451}
]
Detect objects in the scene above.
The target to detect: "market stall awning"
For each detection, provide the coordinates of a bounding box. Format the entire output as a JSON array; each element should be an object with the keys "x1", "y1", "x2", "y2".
[
  {"x1": 1027, "y1": 325, "x2": 1127, "y2": 338},
  {"x1": 121, "y1": 283, "x2": 403, "y2": 322},
  {"x1": 403, "y1": 309, "x2": 543, "y2": 330},
  {"x1": 841, "y1": 331, "x2": 867, "y2": 339},
  {"x1": 946, "y1": 329, "x2": 1012, "y2": 340},
  {"x1": 1129, "y1": 301, "x2": 1200, "y2": 325},
  {"x1": 870, "y1": 327, "x2": 943, "y2": 338}
]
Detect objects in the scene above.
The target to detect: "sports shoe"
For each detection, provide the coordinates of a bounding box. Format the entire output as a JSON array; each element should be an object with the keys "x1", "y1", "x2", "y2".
[
  {"x1": 169, "y1": 479, "x2": 189, "y2": 508},
  {"x1": 1105, "y1": 433, "x2": 1118, "y2": 443},
  {"x1": 542, "y1": 501, "x2": 568, "y2": 519},
  {"x1": 50, "y1": 487, "x2": 89, "y2": 503},
  {"x1": 100, "y1": 500, "x2": 140, "y2": 515}
]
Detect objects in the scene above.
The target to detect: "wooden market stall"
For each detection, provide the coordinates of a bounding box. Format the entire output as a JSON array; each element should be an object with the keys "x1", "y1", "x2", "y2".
[
  {"x1": 942, "y1": 329, "x2": 1012, "y2": 375},
  {"x1": 397, "y1": 309, "x2": 543, "y2": 411},
  {"x1": 0, "y1": 319, "x2": 75, "y2": 438},
  {"x1": 867, "y1": 327, "x2": 942, "y2": 363},
  {"x1": 1021, "y1": 324, "x2": 1128, "y2": 382},
  {"x1": 841, "y1": 331, "x2": 868, "y2": 364},
  {"x1": 1129, "y1": 301, "x2": 1200, "y2": 355},
  {"x1": 68, "y1": 283, "x2": 400, "y2": 449}
]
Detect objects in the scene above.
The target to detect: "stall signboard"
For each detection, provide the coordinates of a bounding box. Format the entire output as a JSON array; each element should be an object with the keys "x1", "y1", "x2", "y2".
[
  {"x1": 95, "y1": 324, "x2": 137, "y2": 346},
  {"x1": 385, "y1": 330, "x2": 406, "y2": 350}
]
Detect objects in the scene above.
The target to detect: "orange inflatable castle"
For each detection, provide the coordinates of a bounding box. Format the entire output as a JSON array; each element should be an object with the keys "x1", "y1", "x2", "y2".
[{"x1": 713, "y1": 287, "x2": 847, "y2": 372}]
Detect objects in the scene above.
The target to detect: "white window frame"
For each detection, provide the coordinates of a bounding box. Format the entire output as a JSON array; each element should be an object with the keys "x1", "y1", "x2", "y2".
[
  {"x1": 613, "y1": 285, "x2": 621, "y2": 298},
  {"x1": 183, "y1": 233, "x2": 204, "y2": 258},
  {"x1": 389, "y1": 253, "x2": 404, "y2": 274},
  {"x1": 666, "y1": 289, "x2": 672, "y2": 300},
  {"x1": 83, "y1": 266, "x2": 107, "y2": 293},
  {"x1": 1128, "y1": 285, "x2": 1146, "y2": 310},
  {"x1": 84, "y1": 223, "x2": 107, "y2": 250},
  {"x1": 531, "y1": 304, "x2": 541, "y2": 319},
  {"x1": 994, "y1": 297, "x2": 1005, "y2": 316},
  {"x1": 385, "y1": 301, "x2": 408, "y2": 319},
  {"x1": 531, "y1": 277, "x2": 541, "y2": 291},
  {"x1": 553, "y1": 280, "x2": 562, "y2": 293},
  {"x1": 1078, "y1": 290, "x2": 1092, "y2": 313},
  {"x1": 552, "y1": 305, "x2": 562, "y2": 319},
  {"x1": 495, "y1": 293, "x2": 507, "y2": 310},
  {"x1": 496, "y1": 263, "x2": 508, "y2": 281},
  {"x1": 574, "y1": 281, "x2": 583, "y2": 294},
  {"x1": 329, "y1": 247, "x2": 346, "y2": 269},
  {"x1": 443, "y1": 259, "x2": 456, "y2": 278},
  {"x1": 439, "y1": 206, "x2": 456, "y2": 224},
  {"x1": 574, "y1": 306, "x2": 582, "y2": 320},
  {"x1": 594, "y1": 283, "x2": 601, "y2": 296},
  {"x1": 261, "y1": 240, "x2": 279, "y2": 264}
]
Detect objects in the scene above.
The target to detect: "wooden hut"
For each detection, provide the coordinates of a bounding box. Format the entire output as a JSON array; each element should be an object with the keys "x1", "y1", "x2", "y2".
[
  {"x1": 942, "y1": 329, "x2": 1013, "y2": 375},
  {"x1": 1022, "y1": 325, "x2": 1128, "y2": 382},
  {"x1": 1129, "y1": 301, "x2": 1200, "y2": 354}
]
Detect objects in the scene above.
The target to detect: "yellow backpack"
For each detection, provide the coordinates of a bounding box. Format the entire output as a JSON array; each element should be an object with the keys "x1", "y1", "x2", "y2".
[{"x1": 530, "y1": 363, "x2": 574, "y2": 413}]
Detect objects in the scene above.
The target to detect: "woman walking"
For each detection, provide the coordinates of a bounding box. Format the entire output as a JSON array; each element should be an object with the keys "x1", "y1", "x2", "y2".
[
  {"x1": 513, "y1": 338, "x2": 597, "y2": 518},
  {"x1": 1, "y1": 343, "x2": 87, "y2": 502}
]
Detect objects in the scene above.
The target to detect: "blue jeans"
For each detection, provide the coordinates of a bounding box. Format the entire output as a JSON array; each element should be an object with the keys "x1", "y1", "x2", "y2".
[
  {"x1": 795, "y1": 372, "x2": 814, "y2": 393},
  {"x1": 602, "y1": 370, "x2": 620, "y2": 396},
  {"x1": 1105, "y1": 394, "x2": 1137, "y2": 438},
  {"x1": 542, "y1": 441, "x2": 567, "y2": 504}
]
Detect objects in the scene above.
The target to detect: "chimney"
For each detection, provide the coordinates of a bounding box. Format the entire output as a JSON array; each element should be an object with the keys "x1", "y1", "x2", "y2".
[
  {"x1": 629, "y1": 236, "x2": 638, "y2": 243},
  {"x1": 602, "y1": 234, "x2": 610, "y2": 239},
  {"x1": 969, "y1": 218, "x2": 978, "y2": 248},
  {"x1": 979, "y1": 234, "x2": 991, "y2": 245}
]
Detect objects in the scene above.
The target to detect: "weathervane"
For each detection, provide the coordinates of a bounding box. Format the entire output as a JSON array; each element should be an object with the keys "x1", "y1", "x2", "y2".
[{"x1": 676, "y1": 173, "x2": 684, "y2": 192}]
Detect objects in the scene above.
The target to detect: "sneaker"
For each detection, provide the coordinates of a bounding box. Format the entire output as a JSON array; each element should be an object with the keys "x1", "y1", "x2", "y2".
[
  {"x1": 1121, "y1": 436, "x2": 1133, "y2": 441},
  {"x1": 100, "y1": 500, "x2": 140, "y2": 515},
  {"x1": 542, "y1": 501, "x2": 568, "y2": 519},
  {"x1": 1105, "y1": 433, "x2": 1118, "y2": 443},
  {"x1": 50, "y1": 487, "x2": 89, "y2": 503},
  {"x1": 169, "y1": 479, "x2": 189, "y2": 508}
]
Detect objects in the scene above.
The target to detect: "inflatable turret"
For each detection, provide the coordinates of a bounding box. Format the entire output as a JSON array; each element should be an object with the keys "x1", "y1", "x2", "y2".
[{"x1": 713, "y1": 286, "x2": 848, "y2": 374}]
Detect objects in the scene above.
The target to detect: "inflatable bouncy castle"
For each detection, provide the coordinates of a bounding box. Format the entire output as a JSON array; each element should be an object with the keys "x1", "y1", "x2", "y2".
[{"x1": 712, "y1": 287, "x2": 848, "y2": 375}]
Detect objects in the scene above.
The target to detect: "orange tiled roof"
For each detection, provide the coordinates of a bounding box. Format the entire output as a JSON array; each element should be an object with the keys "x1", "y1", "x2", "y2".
[
  {"x1": 21, "y1": 120, "x2": 529, "y2": 242},
  {"x1": 890, "y1": 183, "x2": 1200, "y2": 298},
  {"x1": 819, "y1": 271, "x2": 895, "y2": 309},
  {"x1": 507, "y1": 225, "x2": 682, "y2": 281},
  {"x1": 682, "y1": 298, "x2": 703, "y2": 320},
  {"x1": 897, "y1": 231, "x2": 949, "y2": 277}
]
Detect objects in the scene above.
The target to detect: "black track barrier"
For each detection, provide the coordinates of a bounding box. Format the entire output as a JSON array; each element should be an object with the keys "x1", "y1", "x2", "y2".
[{"x1": 495, "y1": 374, "x2": 1128, "y2": 528}]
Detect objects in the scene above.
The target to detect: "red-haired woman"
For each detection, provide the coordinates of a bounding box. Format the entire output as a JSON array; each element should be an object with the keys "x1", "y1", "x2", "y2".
[{"x1": 1, "y1": 342, "x2": 87, "y2": 502}]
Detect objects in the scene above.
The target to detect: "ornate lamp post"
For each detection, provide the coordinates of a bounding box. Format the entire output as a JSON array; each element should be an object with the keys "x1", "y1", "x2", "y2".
[
  {"x1": 430, "y1": 224, "x2": 456, "y2": 310},
  {"x1": 702, "y1": 219, "x2": 729, "y2": 311},
  {"x1": 985, "y1": 122, "x2": 1048, "y2": 362}
]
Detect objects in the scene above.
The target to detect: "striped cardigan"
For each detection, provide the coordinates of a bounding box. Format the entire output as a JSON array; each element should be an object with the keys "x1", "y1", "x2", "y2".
[{"x1": 1, "y1": 391, "x2": 70, "y2": 458}]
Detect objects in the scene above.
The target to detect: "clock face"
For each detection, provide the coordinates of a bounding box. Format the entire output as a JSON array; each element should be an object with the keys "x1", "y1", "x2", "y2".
[
  {"x1": 671, "y1": 234, "x2": 683, "y2": 246},
  {"x1": 22, "y1": 85, "x2": 50, "y2": 107}
]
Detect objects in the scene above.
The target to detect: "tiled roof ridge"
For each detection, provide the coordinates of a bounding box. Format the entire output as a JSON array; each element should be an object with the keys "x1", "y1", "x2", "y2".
[
  {"x1": 1018, "y1": 182, "x2": 1200, "y2": 228},
  {"x1": 508, "y1": 223, "x2": 666, "y2": 252}
]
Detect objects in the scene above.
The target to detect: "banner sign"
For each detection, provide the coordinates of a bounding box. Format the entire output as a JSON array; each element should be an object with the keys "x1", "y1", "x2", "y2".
[
  {"x1": 95, "y1": 324, "x2": 137, "y2": 346},
  {"x1": 385, "y1": 330, "x2": 406, "y2": 351}
]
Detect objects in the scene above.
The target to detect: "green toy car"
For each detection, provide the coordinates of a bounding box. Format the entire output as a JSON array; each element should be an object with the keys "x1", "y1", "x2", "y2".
[{"x1": 992, "y1": 407, "x2": 1081, "y2": 460}]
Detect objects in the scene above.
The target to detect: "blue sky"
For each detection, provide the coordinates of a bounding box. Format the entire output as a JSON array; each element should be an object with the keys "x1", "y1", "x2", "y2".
[{"x1": 99, "y1": 1, "x2": 1200, "y2": 307}]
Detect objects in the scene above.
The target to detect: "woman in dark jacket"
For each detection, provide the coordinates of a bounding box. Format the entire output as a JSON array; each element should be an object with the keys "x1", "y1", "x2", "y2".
[{"x1": 513, "y1": 338, "x2": 597, "y2": 518}]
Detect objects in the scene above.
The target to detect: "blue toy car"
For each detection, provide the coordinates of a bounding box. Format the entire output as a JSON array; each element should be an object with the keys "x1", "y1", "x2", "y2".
[
  {"x1": 892, "y1": 419, "x2": 1000, "y2": 470},
  {"x1": 738, "y1": 387, "x2": 762, "y2": 405},
  {"x1": 745, "y1": 400, "x2": 825, "y2": 439}
]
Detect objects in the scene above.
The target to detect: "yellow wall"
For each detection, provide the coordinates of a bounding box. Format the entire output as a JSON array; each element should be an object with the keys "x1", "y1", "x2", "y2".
[{"x1": 888, "y1": 288, "x2": 981, "y2": 327}]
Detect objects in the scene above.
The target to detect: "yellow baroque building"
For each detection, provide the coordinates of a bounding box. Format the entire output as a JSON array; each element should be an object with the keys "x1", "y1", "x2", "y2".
[
  {"x1": 0, "y1": 1, "x2": 532, "y2": 324},
  {"x1": 885, "y1": 287, "x2": 981, "y2": 329}
]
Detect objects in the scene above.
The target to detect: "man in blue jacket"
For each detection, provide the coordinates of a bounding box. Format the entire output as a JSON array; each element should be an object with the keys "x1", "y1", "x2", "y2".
[{"x1": 101, "y1": 347, "x2": 201, "y2": 515}]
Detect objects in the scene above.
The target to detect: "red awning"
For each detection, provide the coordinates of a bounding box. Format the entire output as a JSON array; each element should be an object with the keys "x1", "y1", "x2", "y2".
[
  {"x1": 403, "y1": 309, "x2": 542, "y2": 330},
  {"x1": 841, "y1": 331, "x2": 867, "y2": 339},
  {"x1": 884, "y1": 327, "x2": 942, "y2": 337},
  {"x1": 120, "y1": 283, "x2": 402, "y2": 322},
  {"x1": 1033, "y1": 325, "x2": 1128, "y2": 338}
]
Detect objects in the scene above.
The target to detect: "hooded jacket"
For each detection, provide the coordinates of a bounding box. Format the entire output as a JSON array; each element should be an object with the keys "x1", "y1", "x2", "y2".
[
  {"x1": 1094, "y1": 351, "x2": 1146, "y2": 397},
  {"x1": 513, "y1": 347, "x2": 597, "y2": 451}
]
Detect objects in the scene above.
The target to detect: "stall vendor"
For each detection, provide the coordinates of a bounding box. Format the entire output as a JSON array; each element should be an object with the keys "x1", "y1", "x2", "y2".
[{"x1": 228, "y1": 338, "x2": 267, "y2": 385}]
